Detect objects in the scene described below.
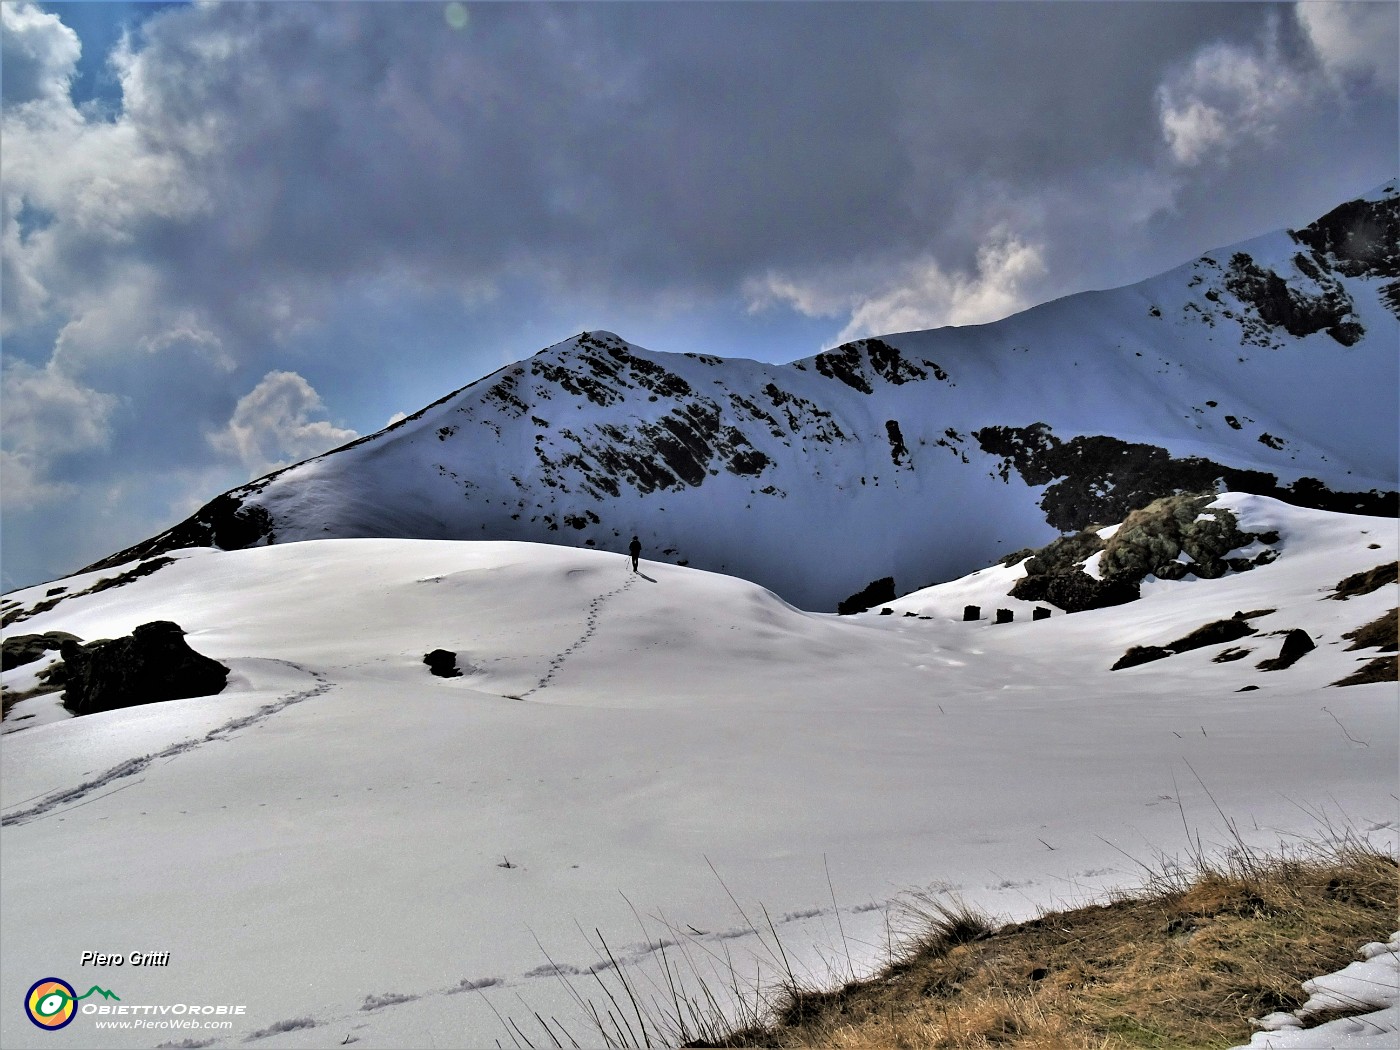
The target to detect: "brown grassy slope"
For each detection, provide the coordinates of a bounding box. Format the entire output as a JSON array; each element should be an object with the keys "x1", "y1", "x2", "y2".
[
  {"x1": 1332, "y1": 607, "x2": 1399, "y2": 687},
  {"x1": 709, "y1": 847, "x2": 1397, "y2": 1050}
]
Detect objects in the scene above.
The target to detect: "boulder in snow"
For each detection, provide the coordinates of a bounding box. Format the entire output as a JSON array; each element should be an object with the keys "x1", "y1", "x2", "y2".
[{"x1": 60, "y1": 621, "x2": 229, "y2": 716}]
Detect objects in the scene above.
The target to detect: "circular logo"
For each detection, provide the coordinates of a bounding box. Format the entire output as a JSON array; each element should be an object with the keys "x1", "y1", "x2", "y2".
[{"x1": 25, "y1": 978, "x2": 77, "y2": 1030}]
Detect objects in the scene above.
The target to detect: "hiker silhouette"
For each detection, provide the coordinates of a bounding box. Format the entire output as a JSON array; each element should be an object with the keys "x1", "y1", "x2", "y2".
[{"x1": 628, "y1": 536, "x2": 641, "y2": 573}]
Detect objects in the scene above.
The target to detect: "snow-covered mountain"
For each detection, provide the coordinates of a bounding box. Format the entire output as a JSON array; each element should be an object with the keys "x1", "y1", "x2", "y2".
[
  {"x1": 94, "y1": 184, "x2": 1398, "y2": 609},
  {"x1": 2, "y1": 493, "x2": 1395, "y2": 1048}
]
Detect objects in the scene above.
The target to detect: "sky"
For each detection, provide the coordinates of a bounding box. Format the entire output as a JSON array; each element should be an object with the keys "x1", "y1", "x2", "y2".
[{"x1": 1, "y1": 1, "x2": 1396, "y2": 591}]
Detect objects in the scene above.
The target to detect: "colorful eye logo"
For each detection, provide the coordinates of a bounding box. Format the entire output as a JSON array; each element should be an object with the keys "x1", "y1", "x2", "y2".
[{"x1": 25, "y1": 978, "x2": 77, "y2": 1030}]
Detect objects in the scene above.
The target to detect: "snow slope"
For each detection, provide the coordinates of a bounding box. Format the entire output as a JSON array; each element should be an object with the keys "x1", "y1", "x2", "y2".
[
  {"x1": 2, "y1": 494, "x2": 1395, "y2": 1047},
  {"x1": 94, "y1": 184, "x2": 1399, "y2": 610},
  {"x1": 1237, "y1": 933, "x2": 1400, "y2": 1049}
]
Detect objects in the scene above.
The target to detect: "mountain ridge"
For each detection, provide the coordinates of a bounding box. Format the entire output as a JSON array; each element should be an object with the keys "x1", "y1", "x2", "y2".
[{"x1": 84, "y1": 182, "x2": 1399, "y2": 610}]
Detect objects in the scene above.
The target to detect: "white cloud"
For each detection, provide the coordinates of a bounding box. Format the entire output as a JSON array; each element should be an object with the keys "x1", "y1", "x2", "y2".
[
  {"x1": 743, "y1": 272, "x2": 851, "y2": 320},
  {"x1": 1156, "y1": 29, "x2": 1309, "y2": 166},
  {"x1": 749, "y1": 231, "x2": 1048, "y2": 344},
  {"x1": 1297, "y1": 2, "x2": 1399, "y2": 91},
  {"x1": 837, "y1": 236, "x2": 1048, "y2": 342},
  {"x1": 0, "y1": 2, "x2": 80, "y2": 108},
  {"x1": 211, "y1": 370, "x2": 358, "y2": 477},
  {"x1": 0, "y1": 361, "x2": 118, "y2": 508}
]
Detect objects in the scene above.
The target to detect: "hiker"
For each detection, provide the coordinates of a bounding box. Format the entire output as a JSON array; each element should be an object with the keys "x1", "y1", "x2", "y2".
[{"x1": 628, "y1": 535, "x2": 641, "y2": 573}]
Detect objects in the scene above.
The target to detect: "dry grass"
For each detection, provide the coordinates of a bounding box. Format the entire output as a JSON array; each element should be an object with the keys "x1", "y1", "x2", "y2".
[
  {"x1": 1332, "y1": 655, "x2": 1398, "y2": 688},
  {"x1": 713, "y1": 841, "x2": 1396, "y2": 1050},
  {"x1": 1329, "y1": 563, "x2": 1399, "y2": 601},
  {"x1": 1331, "y1": 607, "x2": 1399, "y2": 687},
  {"x1": 1342, "y1": 608, "x2": 1398, "y2": 653},
  {"x1": 508, "y1": 835, "x2": 1395, "y2": 1050}
]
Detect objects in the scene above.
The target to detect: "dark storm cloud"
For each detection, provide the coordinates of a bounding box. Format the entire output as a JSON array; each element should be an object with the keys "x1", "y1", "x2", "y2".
[{"x1": 117, "y1": 1, "x2": 1276, "y2": 304}]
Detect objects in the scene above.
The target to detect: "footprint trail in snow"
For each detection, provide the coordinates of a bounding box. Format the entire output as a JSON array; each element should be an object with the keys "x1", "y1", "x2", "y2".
[{"x1": 520, "y1": 570, "x2": 637, "y2": 698}]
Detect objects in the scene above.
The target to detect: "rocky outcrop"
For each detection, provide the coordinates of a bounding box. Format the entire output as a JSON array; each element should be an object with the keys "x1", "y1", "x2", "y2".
[
  {"x1": 838, "y1": 577, "x2": 896, "y2": 616},
  {"x1": 2, "y1": 631, "x2": 79, "y2": 671},
  {"x1": 1011, "y1": 569, "x2": 1139, "y2": 614},
  {"x1": 81, "y1": 495, "x2": 274, "y2": 574},
  {"x1": 1224, "y1": 252, "x2": 1361, "y2": 345},
  {"x1": 974, "y1": 425, "x2": 1395, "y2": 532},
  {"x1": 60, "y1": 621, "x2": 229, "y2": 716},
  {"x1": 1102, "y1": 494, "x2": 1266, "y2": 581},
  {"x1": 1291, "y1": 192, "x2": 1400, "y2": 280}
]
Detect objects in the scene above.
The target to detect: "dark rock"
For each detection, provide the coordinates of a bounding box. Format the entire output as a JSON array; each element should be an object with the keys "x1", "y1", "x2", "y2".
[
  {"x1": 1258, "y1": 629, "x2": 1316, "y2": 671},
  {"x1": 1112, "y1": 646, "x2": 1174, "y2": 670},
  {"x1": 424, "y1": 649, "x2": 463, "y2": 678},
  {"x1": 1012, "y1": 570, "x2": 1139, "y2": 613},
  {"x1": 811, "y1": 342, "x2": 873, "y2": 393},
  {"x1": 998, "y1": 548, "x2": 1036, "y2": 568},
  {"x1": 1166, "y1": 619, "x2": 1256, "y2": 654},
  {"x1": 1023, "y1": 531, "x2": 1104, "y2": 577},
  {"x1": 1009, "y1": 574, "x2": 1049, "y2": 602},
  {"x1": 81, "y1": 493, "x2": 275, "y2": 573},
  {"x1": 838, "y1": 577, "x2": 896, "y2": 616},
  {"x1": 995, "y1": 609, "x2": 1014, "y2": 624},
  {"x1": 1291, "y1": 193, "x2": 1400, "y2": 279},
  {"x1": 1153, "y1": 562, "x2": 1190, "y2": 581},
  {"x1": 2, "y1": 631, "x2": 80, "y2": 672},
  {"x1": 1224, "y1": 251, "x2": 1358, "y2": 344},
  {"x1": 1032, "y1": 607, "x2": 1051, "y2": 621},
  {"x1": 963, "y1": 605, "x2": 981, "y2": 621},
  {"x1": 1233, "y1": 608, "x2": 1276, "y2": 620},
  {"x1": 974, "y1": 425, "x2": 1397, "y2": 533},
  {"x1": 60, "y1": 621, "x2": 229, "y2": 716},
  {"x1": 879, "y1": 608, "x2": 894, "y2": 616},
  {"x1": 884, "y1": 419, "x2": 910, "y2": 466}
]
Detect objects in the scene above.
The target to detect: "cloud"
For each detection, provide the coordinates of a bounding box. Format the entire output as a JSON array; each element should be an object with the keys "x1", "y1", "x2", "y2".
[
  {"x1": 1297, "y1": 2, "x2": 1399, "y2": 91},
  {"x1": 0, "y1": 2, "x2": 80, "y2": 107},
  {"x1": 837, "y1": 236, "x2": 1049, "y2": 343},
  {"x1": 211, "y1": 370, "x2": 358, "y2": 477},
  {"x1": 749, "y1": 231, "x2": 1048, "y2": 343},
  {"x1": 1156, "y1": 28, "x2": 1309, "y2": 167},
  {"x1": 0, "y1": 360, "x2": 118, "y2": 508}
]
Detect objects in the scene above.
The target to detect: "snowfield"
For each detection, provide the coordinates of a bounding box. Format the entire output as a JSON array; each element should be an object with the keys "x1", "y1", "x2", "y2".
[{"x1": 1, "y1": 494, "x2": 1395, "y2": 1048}]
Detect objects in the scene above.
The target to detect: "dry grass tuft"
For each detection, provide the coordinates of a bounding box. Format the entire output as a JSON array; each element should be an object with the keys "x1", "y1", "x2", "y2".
[
  {"x1": 1329, "y1": 563, "x2": 1399, "y2": 601},
  {"x1": 1332, "y1": 654, "x2": 1398, "y2": 687},
  {"x1": 1343, "y1": 608, "x2": 1398, "y2": 653},
  {"x1": 702, "y1": 842, "x2": 1397, "y2": 1049}
]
